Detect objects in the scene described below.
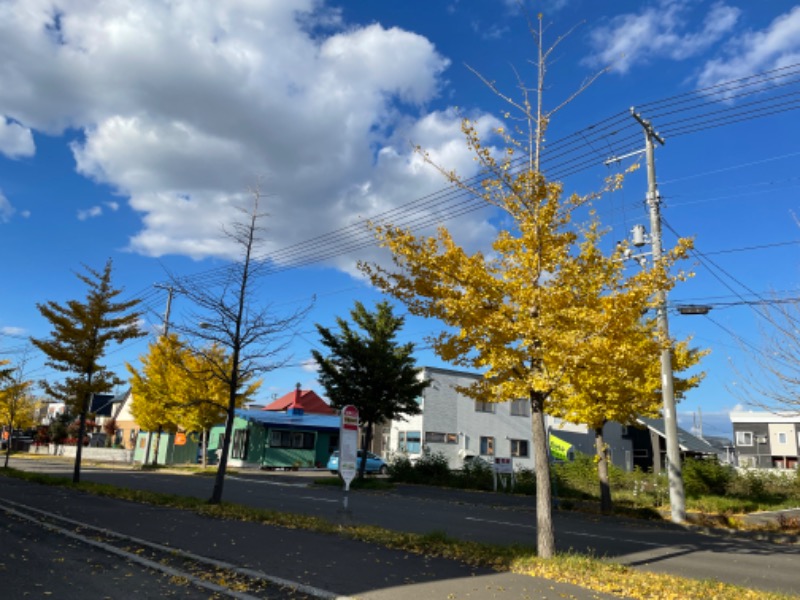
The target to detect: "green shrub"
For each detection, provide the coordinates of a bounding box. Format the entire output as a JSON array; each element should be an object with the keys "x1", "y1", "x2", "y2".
[
  {"x1": 413, "y1": 451, "x2": 452, "y2": 485},
  {"x1": 731, "y1": 469, "x2": 768, "y2": 499},
  {"x1": 552, "y1": 454, "x2": 598, "y2": 499},
  {"x1": 513, "y1": 467, "x2": 536, "y2": 495},
  {"x1": 388, "y1": 454, "x2": 416, "y2": 481},
  {"x1": 453, "y1": 457, "x2": 493, "y2": 490},
  {"x1": 682, "y1": 458, "x2": 734, "y2": 498}
]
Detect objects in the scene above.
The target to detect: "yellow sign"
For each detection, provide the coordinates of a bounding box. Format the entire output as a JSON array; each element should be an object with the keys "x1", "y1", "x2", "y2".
[{"x1": 549, "y1": 434, "x2": 573, "y2": 461}]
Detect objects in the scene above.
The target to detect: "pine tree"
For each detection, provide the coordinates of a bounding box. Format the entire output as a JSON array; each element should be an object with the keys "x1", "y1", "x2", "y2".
[
  {"x1": 313, "y1": 301, "x2": 429, "y2": 478},
  {"x1": 31, "y1": 259, "x2": 143, "y2": 482}
]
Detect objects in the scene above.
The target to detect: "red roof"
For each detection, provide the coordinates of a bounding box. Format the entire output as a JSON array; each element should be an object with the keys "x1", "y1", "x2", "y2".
[{"x1": 263, "y1": 387, "x2": 336, "y2": 415}]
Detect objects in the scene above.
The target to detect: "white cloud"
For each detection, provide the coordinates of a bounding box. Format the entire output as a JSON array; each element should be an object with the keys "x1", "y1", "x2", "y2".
[
  {"x1": 0, "y1": 117, "x2": 35, "y2": 158},
  {"x1": 585, "y1": 0, "x2": 741, "y2": 74},
  {"x1": 0, "y1": 190, "x2": 14, "y2": 222},
  {"x1": 301, "y1": 358, "x2": 318, "y2": 373},
  {"x1": 77, "y1": 205, "x2": 103, "y2": 220},
  {"x1": 0, "y1": 0, "x2": 503, "y2": 266},
  {"x1": 697, "y1": 6, "x2": 800, "y2": 88},
  {"x1": 1, "y1": 326, "x2": 26, "y2": 336}
]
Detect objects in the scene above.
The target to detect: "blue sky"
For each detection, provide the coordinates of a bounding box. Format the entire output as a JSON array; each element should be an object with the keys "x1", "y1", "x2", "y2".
[{"x1": 2, "y1": 0, "x2": 799, "y2": 439}]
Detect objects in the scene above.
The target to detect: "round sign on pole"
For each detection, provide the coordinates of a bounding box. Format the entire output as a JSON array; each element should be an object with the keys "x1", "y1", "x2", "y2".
[{"x1": 339, "y1": 405, "x2": 359, "y2": 492}]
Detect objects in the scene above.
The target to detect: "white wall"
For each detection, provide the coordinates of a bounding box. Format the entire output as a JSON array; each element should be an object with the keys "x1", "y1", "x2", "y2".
[
  {"x1": 390, "y1": 367, "x2": 539, "y2": 470},
  {"x1": 768, "y1": 423, "x2": 798, "y2": 457}
]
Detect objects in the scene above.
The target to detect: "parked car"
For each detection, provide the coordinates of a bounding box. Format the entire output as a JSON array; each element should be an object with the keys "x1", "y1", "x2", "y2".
[{"x1": 327, "y1": 450, "x2": 389, "y2": 475}]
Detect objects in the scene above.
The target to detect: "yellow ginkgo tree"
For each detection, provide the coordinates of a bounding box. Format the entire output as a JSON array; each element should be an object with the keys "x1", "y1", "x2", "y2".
[
  {"x1": 128, "y1": 334, "x2": 260, "y2": 467},
  {"x1": 174, "y1": 343, "x2": 261, "y2": 467},
  {"x1": 128, "y1": 334, "x2": 183, "y2": 464},
  {"x1": 359, "y1": 13, "x2": 694, "y2": 554},
  {"x1": 549, "y1": 242, "x2": 707, "y2": 514},
  {"x1": 0, "y1": 357, "x2": 36, "y2": 467}
]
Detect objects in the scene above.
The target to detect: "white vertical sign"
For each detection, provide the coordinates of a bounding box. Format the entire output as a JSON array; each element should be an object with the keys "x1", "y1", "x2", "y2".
[{"x1": 339, "y1": 405, "x2": 359, "y2": 492}]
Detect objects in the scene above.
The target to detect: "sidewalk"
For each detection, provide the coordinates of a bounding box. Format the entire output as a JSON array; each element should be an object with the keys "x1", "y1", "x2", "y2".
[{"x1": 0, "y1": 474, "x2": 623, "y2": 600}]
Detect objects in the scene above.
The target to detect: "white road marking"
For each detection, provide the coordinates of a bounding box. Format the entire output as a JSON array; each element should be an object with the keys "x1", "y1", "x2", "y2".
[
  {"x1": 300, "y1": 496, "x2": 339, "y2": 503},
  {"x1": 227, "y1": 475, "x2": 308, "y2": 488},
  {"x1": 465, "y1": 516, "x2": 664, "y2": 547}
]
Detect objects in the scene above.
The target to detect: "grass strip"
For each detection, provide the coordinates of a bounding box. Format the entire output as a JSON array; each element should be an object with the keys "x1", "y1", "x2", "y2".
[{"x1": 1, "y1": 467, "x2": 794, "y2": 600}]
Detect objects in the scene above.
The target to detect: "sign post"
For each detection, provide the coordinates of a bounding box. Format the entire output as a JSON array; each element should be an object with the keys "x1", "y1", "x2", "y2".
[
  {"x1": 493, "y1": 457, "x2": 514, "y2": 491},
  {"x1": 339, "y1": 405, "x2": 359, "y2": 512}
]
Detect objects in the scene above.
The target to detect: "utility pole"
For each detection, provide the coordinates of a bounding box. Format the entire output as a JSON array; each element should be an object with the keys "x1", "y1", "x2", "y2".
[
  {"x1": 154, "y1": 283, "x2": 174, "y2": 337},
  {"x1": 631, "y1": 106, "x2": 686, "y2": 524},
  {"x1": 143, "y1": 283, "x2": 175, "y2": 466}
]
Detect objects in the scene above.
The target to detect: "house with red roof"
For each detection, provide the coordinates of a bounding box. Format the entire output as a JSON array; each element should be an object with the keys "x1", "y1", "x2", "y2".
[{"x1": 263, "y1": 384, "x2": 336, "y2": 415}]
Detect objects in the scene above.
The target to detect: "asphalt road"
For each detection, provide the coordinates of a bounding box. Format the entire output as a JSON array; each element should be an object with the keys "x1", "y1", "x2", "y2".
[{"x1": 7, "y1": 457, "x2": 800, "y2": 596}]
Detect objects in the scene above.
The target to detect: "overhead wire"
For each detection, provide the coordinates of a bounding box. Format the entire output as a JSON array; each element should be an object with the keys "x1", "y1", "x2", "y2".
[
  {"x1": 99, "y1": 62, "x2": 800, "y2": 347},
  {"x1": 663, "y1": 218, "x2": 800, "y2": 339}
]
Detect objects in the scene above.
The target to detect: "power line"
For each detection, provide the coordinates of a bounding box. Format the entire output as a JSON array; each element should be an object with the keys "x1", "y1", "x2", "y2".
[{"x1": 131, "y1": 62, "x2": 800, "y2": 294}]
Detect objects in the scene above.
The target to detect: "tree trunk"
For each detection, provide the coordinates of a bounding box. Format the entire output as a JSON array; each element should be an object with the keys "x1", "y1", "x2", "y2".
[
  {"x1": 72, "y1": 392, "x2": 92, "y2": 484},
  {"x1": 210, "y1": 407, "x2": 235, "y2": 504},
  {"x1": 143, "y1": 431, "x2": 153, "y2": 466},
  {"x1": 595, "y1": 425, "x2": 613, "y2": 515},
  {"x1": 201, "y1": 428, "x2": 208, "y2": 468},
  {"x1": 530, "y1": 391, "x2": 554, "y2": 558},
  {"x1": 358, "y1": 422, "x2": 374, "y2": 479},
  {"x1": 152, "y1": 425, "x2": 163, "y2": 466}
]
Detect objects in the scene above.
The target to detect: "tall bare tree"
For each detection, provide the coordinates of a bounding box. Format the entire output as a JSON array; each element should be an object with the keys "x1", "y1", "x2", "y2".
[
  {"x1": 732, "y1": 297, "x2": 800, "y2": 411},
  {"x1": 171, "y1": 189, "x2": 311, "y2": 504},
  {"x1": 31, "y1": 259, "x2": 144, "y2": 482}
]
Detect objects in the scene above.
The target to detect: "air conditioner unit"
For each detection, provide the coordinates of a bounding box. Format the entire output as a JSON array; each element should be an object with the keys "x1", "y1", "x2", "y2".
[{"x1": 756, "y1": 436, "x2": 768, "y2": 444}]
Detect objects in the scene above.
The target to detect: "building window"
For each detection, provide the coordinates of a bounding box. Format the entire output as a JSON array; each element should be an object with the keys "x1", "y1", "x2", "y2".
[
  {"x1": 480, "y1": 436, "x2": 495, "y2": 456},
  {"x1": 736, "y1": 431, "x2": 753, "y2": 446},
  {"x1": 475, "y1": 400, "x2": 495, "y2": 413},
  {"x1": 633, "y1": 449, "x2": 649, "y2": 458},
  {"x1": 510, "y1": 439, "x2": 529, "y2": 457},
  {"x1": 269, "y1": 430, "x2": 314, "y2": 449},
  {"x1": 425, "y1": 432, "x2": 458, "y2": 444},
  {"x1": 778, "y1": 432, "x2": 787, "y2": 444},
  {"x1": 510, "y1": 399, "x2": 530, "y2": 417},
  {"x1": 399, "y1": 431, "x2": 421, "y2": 453},
  {"x1": 231, "y1": 429, "x2": 249, "y2": 459}
]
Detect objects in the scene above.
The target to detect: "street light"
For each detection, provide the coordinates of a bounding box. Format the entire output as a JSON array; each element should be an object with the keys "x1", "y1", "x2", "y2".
[{"x1": 677, "y1": 305, "x2": 712, "y2": 316}]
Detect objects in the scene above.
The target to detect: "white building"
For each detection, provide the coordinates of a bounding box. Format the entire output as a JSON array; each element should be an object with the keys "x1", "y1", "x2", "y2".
[{"x1": 389, "y1": 366, "x2": 570, "y2": 470}]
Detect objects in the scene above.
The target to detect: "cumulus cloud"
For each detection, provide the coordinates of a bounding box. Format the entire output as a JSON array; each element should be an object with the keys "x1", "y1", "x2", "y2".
[
  {"x1": 0, "y1": 190, "x2": 15, "y2": 222},
  {"x1": 0, "y1": 0, "x2": 500, "y2": 265},
  {"x1": 585, "y1": 0, "x2": 740, "y2": 74},
  {"x1": 0, "y1": 117, "x2": 35, "y2": 158},
  {"x1": 697, "y1": 6, "x2": 800, "y2": 88}
]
